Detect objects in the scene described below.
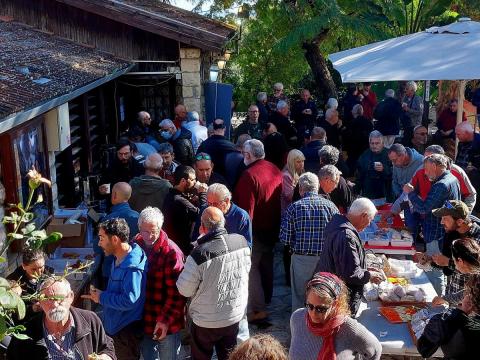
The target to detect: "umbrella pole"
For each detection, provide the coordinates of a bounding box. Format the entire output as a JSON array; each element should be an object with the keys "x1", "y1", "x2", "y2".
[
  {"x1": 422, "y1": 80, "x2": 431, "y2": 129},
  {"x1": 455, "y1": 80, "x2": 467, "y2": 159}
]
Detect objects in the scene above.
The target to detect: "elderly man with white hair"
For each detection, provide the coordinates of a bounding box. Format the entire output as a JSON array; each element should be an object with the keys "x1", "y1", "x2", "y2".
[
  {"x1": 183, "y1": 111, "x2": 208, "y2": 152},
  {"x1": 455, "y1": 121, "x2": 480, "y2": 170},
  {"x1": 8, "y1": 277, "x2": 115, "y2": 360},
  {"x1": 319, "y1": 103, "x2": 343, "y2": 149},
  {"x1": 159, "y1": 118, "x2": 194, "y2": 165},
  {"x1": 256, "y1": 91, "x2": 270, "y2": 124},
  {"x1": 401, "y1": 81, "x2": 424, "y2": 144},
  {"x1": 316, "y1": 197, "x2": 386, "y2": 314},
  {"x1": 134, "y1": 207, "x2": 186, "y2": 360},
  {"x1": 356, "y1": 130, "x2": 393, "y2": 199},
  {"x1": 373, "y1": 88, "x2": 403, "y2": 148},
  {"x1": 233, "y1": 139, "x2": 282, "y2": 322},
  {"x1": 280, "y1": 172, "x2": 339, "y2": 312},
  {"x1": 270, "y1": 100, "x2": 297, "y2": 145},
  {"x1": 267, "y1": 82, "x2": 288, "y2": 112}
]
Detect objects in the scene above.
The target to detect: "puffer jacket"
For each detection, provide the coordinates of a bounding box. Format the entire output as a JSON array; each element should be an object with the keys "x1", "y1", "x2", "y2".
[{"x1": 176, "y1": 228, "x2": 251, "y2": 328}]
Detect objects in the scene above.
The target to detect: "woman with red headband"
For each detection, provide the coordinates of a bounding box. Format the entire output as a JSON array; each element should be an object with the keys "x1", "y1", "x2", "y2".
[{"x1": 289, "y1": 272, "x2": 381, "y2": 360}]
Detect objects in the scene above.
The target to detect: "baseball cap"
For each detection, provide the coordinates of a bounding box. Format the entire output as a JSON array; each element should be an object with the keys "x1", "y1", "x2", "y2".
[{"x1": 432, "y1": 200, "x2": 469, "y2": 219}]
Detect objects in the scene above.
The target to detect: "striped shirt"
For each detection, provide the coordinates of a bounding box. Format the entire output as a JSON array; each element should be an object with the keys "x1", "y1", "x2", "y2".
[
  {"x1": 43, "y1": 315, "x2": 81, "y2": 360},
  {"x1": 280, "y1": 192, "x2": 339, "y2": 255}
]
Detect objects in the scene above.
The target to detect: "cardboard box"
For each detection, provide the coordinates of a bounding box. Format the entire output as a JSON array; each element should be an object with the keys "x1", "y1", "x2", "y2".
[{"x1": 46, "y1": 216, "x2": 86, "y2": 249}]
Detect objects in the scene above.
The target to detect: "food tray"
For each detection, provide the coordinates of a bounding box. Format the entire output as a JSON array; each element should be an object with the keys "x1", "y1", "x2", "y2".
[
  {"x1": 378, "y1": 305, "x2": 426, "y2": 323},
  {"x1": 53, "y1": 247, "x2": 95, "y2": 261},
  {"x1": 380, "y1": 300, "x2": 427, "y2": 306}
]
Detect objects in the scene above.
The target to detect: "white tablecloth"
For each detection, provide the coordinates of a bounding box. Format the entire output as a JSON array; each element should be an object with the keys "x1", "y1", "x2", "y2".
[{"x1": 356, "y1": 265, "x2": 442, "y2": 356}]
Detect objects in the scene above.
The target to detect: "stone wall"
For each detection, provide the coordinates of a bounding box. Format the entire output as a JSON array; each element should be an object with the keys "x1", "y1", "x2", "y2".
[{"x1": 180, "y1": 48, "x2": 202, "y2": 116}]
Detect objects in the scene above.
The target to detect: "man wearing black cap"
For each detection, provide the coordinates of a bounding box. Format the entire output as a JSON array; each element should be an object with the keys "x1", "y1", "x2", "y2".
[
  {"x1": 197, "y1": 118, "x2": 236, "y2": 177},
  {"x1": 425, "y1": 200, "x2": 480, "y2": 306}
]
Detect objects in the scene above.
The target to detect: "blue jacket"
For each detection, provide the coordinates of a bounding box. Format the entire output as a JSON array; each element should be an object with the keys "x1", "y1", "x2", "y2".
[
  {"x1": 100, "y1": 243, "x2": 147, "y2": 335},
  {"x1": 94, "y1": 202, "x2": 140, "y2": 278},
  {"x1": 225, "y1": 203, "x2": 252, "y2": 247}
]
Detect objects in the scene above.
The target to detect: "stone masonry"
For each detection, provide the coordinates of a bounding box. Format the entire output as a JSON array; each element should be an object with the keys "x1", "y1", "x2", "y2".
[{"x1": 180, "y1": 48, "x2": 202, "y2": 116}]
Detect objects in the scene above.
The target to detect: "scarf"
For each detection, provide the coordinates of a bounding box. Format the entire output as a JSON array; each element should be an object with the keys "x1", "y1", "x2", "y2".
[{"x1": 306, "y1": 312, "x2": 347, "y2": 360}]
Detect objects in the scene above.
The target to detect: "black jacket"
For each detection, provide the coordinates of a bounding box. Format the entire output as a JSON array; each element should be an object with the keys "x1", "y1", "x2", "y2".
[
  {"x1": 301, "y1": 139, "x2": 326, "y2": 173},
  {"x1": 162, "y1": 188, "x2": 207, "y2": 255},
  {"x1": 269, "y1": 112, "x2": 297, "y2": 145},
  {"x1": 197, "y1": 135, "x2": 236, "y2": 177},
  {"x1": 263, "y1": 132, "x2": 289, "y2": 170},
  {"x1": 417, "y1": 308, "x2": 480, "y2": 359},
  {"x1": 7, "y1": 307, "x2": 116, "y2": 360},
  {"x1": 100, "y1": 157, "x2": 144, "y2": 187},
  {"x1": 171, "y1": 127, "x2": 194, "y2": 166},
  {"x1": 374, "y1": 97, "x2": 403, "y2": 136},
  {"x1": 315, "y1": 214, "x2": 369, "y2": 314}
]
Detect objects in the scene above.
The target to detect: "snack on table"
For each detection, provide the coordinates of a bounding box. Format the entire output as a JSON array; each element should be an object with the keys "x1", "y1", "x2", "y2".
[
  {"x1": 84, "y1": 254, "x2": 95, "y2": 260},
  {"x1": 379, "y1": 283, "x2": 426, "y2": 304},
  {"x1": 378, "y1": 305, "x2": 423, "y2": 323}
]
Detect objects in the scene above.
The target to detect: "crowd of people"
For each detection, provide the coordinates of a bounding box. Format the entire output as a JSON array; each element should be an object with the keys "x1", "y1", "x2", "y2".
[{"x1": 6, "y1": 81, "x2": 480, "y2": 359}]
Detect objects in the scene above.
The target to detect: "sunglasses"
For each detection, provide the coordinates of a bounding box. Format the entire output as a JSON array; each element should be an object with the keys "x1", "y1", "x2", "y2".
[
  {"x1": 305, "y1": 302, "x2": 330, "y2": 314},
  {"x1": 196, "y1": 153, "x2": 212, "y2": 161}
]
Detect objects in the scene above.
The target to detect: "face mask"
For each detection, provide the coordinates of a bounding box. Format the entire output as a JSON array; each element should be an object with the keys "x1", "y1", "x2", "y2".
[{"x1": 161, "y1": 131, "x2": 172, "y2": 140}]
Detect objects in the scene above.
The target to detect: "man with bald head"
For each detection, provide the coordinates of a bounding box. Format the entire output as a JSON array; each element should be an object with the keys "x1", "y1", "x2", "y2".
[
  {"x1": 94, "y1": 181, "x2": 140, "y2": 283},
  {"x1": 174, "y1": 104, "x2": 188, "y2": 128},
  {"x1": 177, "y1": 207, "x2": 251, "y2": 360},
  {"x1": 129, "y1": 153, "x2": 172, "y2": 212}
]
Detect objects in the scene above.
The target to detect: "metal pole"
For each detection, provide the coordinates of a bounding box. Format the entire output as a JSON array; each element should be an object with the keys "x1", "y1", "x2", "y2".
[{"x1": 422, "y1": 80, "x2": 431, "y2": 128}]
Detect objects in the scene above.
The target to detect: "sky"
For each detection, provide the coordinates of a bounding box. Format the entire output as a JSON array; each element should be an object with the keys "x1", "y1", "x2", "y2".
[{"x1": 173, "y1": 0, "x2": 211, "y2": 12}]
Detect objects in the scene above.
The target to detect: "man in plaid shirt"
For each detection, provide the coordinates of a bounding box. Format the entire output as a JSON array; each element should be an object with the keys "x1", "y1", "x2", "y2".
[
  {"x1": 429, "y1": 201, "x2": 480, "y2": 306},
  {"x1": 404, "y1": 154, "x2": 460, "y2": 295},
  {"x1": 280, "y1": 172, "x2": 339, "y2": 312},
  {"x1": 134, "y1": 206, "x2": 186, "y2": 360}
]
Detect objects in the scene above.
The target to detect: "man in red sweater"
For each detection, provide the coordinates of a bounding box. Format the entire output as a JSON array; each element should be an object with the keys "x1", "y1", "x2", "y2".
[{"x1": 233, "y1": 139, "x2": 282, "y2": 322}]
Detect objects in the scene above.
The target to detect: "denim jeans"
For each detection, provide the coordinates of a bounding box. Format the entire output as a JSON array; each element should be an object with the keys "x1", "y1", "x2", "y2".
[
  {"x1": 425, "y1": 241, "x2": 446, "y2": 296},
  {"x1": 141, "y1": 333, "x2": 181, "y2": 360}
]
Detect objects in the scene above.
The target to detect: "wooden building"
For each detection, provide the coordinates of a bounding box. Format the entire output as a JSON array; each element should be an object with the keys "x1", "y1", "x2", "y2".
[{"x1": 0, "y1": 0, "x2": 235, "y2": 263}]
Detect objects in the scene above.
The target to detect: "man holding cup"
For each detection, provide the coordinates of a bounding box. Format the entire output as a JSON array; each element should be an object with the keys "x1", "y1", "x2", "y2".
[{"x1": 162, "y1": 165, "x2": 208, "y2": 255}]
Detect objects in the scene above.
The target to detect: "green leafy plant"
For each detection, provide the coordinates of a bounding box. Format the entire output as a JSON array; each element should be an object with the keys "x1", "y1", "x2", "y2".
[{"x1": 0, "y1": 168, "x2": 63, "y2": 340}]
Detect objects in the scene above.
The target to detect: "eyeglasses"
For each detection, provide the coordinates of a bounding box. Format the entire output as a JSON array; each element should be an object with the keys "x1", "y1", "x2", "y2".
[
  {"x1": 444, "y1": 200, "x2": 454, "y2": 209},
  {"x1": 305, "y1": 302, "x2": 330, "y2": 314},
  {"x1": 196, "y1": 153, "x2": 212, "y2": 161}
]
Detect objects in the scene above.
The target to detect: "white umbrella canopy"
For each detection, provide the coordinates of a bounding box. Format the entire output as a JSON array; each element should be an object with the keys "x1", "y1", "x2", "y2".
[{"x1": 329, "y1": 18, "x2": 480, "y2": 83}]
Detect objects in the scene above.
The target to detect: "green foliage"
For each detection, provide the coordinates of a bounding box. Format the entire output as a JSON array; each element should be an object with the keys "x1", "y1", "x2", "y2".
[
  {"x1": 376, "y1": 0, "x2": 459, "y2": 35},
  {"x1": 0, "y1": 168, "x2": 62, "y2": 340},
  {"x1": 224, "y1": 0, "x2": 310, "y2": 109}
]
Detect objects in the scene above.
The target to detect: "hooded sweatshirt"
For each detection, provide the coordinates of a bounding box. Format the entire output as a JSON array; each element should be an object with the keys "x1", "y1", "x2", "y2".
[
  {"x1": 129, "y1": 175, "x2": 172, "y2": 212},
  {"x1": 100, "y1": 243, "x2": 147, "y2": 335}
]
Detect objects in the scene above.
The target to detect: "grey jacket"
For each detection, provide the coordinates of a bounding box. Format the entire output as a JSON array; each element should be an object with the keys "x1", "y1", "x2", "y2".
[
  {"x1": 403, "y1": 94, "x2": 424, "y2": 127},
  {"x1": 392, "y1": 147, "x2": 424, "y2": 197},
  {"x1": 176, "y1": 228, "x2": 251, "y2": 328}
]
